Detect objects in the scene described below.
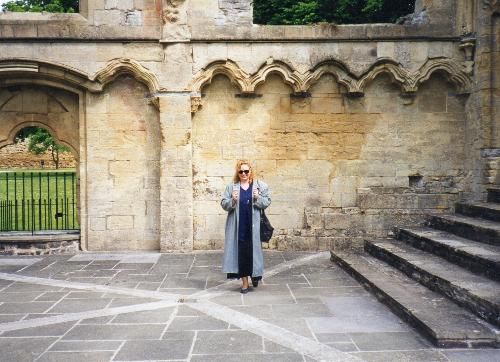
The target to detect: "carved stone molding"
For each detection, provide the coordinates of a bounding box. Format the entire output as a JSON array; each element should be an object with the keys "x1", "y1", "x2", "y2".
[
  {"x1": 0, "y1": 58, "x2": 163, "y2": 109},
  {"x1": 0, "y1": 58, "x2": 101, "y2": 93},
  {"x1": 248, "y1": 58, "x2": 303, "y2": 93},
  {"x1": 191, "y1": 57, "x2": 473, "y2": 97},
  {"x1": 191, "y1": 60, "x2": 251, "y2": 93},
  {"x1": 415, "y1": 57, "x2": 472, "y2": 94},
  {"x1": 459, "y1": 37, "x2": 476, "y2": 75},
  {"x1": 190, "y1": 95, "x2": 203, "y2": 114},
  {"x1": 162, "y1": 0, "x2": 186, "y2": 24},
  {"x1": 92, "y1": 58, "x2": 162, "y2": 109},
  {"x1": 303, "y1": 60, "x2": 357, "y2": 95},
  {"x1": 191, "y1": 97, "x2": 203, "y2": 114}
]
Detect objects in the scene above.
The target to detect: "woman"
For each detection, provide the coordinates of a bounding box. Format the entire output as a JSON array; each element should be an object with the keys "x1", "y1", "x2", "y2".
[{"x1": 221, "y1": 160, "x2": 271, "y2": 293}]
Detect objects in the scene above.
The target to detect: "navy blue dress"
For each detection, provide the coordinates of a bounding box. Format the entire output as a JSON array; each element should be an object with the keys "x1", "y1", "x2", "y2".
[{"x1": 227, "y1": 183, "x2": 253, "y2": 279}]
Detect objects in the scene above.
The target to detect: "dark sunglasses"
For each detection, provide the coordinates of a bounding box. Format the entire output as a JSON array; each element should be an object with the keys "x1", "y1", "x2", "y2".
[{"x1": 238, "y1": 170, "x2": 250, "y2": 174}]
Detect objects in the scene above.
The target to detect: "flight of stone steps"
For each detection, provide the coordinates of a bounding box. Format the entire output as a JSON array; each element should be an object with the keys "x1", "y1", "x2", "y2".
[{"x1": 331, "y1": 187, "x2": 500, "y2": 348}]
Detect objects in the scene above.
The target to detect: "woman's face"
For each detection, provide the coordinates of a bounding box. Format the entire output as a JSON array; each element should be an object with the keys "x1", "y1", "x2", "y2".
[{"x1": 238, "y1": 164, "x2": 251, "y2": 183}]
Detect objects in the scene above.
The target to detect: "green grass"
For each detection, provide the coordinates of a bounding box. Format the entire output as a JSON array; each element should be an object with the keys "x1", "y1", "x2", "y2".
[{"x1": 0, "y1": 170, "x2": 79, "y2": 231}]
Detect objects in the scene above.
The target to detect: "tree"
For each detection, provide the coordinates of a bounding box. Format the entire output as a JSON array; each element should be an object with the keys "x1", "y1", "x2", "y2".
[
  {"x1": 253, "y1": 0, "x2": 415, "y2": 25},
  {"x1": 14, "y1": 126, "x2": 38, "y2": 143},
  {"x1": 27, "y1": 128, "x2": 70, "y2": 169},
  {"x1": 1, "y1": 0, "x2": 78, "y2": 13}
]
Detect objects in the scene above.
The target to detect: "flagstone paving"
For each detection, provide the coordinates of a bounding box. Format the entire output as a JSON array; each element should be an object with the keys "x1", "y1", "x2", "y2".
[{"x1": 0, "y1": 251, "x2": 498, "y2": 361}]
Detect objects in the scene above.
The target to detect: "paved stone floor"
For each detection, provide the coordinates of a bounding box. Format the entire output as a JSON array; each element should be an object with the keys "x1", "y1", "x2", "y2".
[{"x1": 0, "y1": 250, "x2": 498, "y2": 362}]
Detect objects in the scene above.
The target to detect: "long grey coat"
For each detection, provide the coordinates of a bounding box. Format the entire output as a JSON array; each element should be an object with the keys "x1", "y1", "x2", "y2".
[{"x1": 221, "y1": 180, "x2": 271, "y2": 277}]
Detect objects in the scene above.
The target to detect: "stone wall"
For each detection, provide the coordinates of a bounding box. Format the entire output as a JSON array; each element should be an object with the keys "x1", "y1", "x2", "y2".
[
  {"x1": 85, "y1": 76, "x2": 161, "y2": 251},
  {"x1": 192, "y1": 72, "x2": 466, "y2": 251},
  {"x1": 463, "y1": 2, "x2": 500, "y2": 199},
  {"x1": 0, "y1": 0, "x2": 494, "y2": 251},
  {"x1": 0, "y1": 140, "x2": 76, "y2": 169}
]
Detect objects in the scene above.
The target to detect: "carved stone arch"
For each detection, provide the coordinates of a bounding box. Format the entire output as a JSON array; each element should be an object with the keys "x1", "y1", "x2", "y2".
[
  {"x1": 0, "y1": 121, "x2": 78, "y2": 158},
  {"x1": 354, "y1": 57, "x2": 472, "y2": 96},
  {"x1": 0, "y1": 58, "x2": 100, "y2": 94},
  {"x1": 191, "y1": 60, "x2": 250, "y2": 94},
  {"x1": 249, "y1": 60, "x2": 303, "y2": 94},
  {"x1": 92, "y1": 58, "x2": 162, "y2": 108},
  {"x1": 303, "y1": 60, "x2": 358, "y2": 95},
  {"x1": 356, "y1": 59, "x2": 413, "y2": 95},
  {"x1": 414, "y1": 57, "x2": 473, "y2": 95}
]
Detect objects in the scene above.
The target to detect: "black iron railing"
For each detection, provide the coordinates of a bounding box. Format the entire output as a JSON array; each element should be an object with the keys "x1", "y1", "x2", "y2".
[{"x1": 0, "y1": 171, "x2": 79, "y2": 232}]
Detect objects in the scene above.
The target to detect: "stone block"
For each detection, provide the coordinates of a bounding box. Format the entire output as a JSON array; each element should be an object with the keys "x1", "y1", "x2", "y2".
[
  {"x1": 290, "y1": 98, "x2": 311, "y2": 114},
  {"x1": 90, "y1": 217, "x2": 106, "y2": 231},
  {"x1": 324, "y1": 213, "x2": 363, "y2": 230},
  {"x1": 93, "y1": 10, "x2": 122, "y2": 26},
  {"x1": 377, "y1": 42, "x2": 395, "y2": 58},
  {"x1": 109, "y1": 160, "x2": 134, "y2": 175},
  {"x1": 417, "y1": 194, "x2": 449, "y2": 209},
  {"x1": 305, "y1": 212, "x2": 323, "y2": 229},
  {"x1": 290, "y1": 236, "x2": 319, "y2": 251},
  {"x1": 107, "y1": 215, "x2": 134, "y2": 230},
  {"x1": 310, "y1": 96, "x2": 344, "y2": 114},
  {"x1": 270, "y1": 213, "x2": 302, "y2": 230}
]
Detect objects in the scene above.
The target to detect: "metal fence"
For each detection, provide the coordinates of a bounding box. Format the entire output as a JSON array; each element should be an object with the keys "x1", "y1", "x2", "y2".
[{"x1": 0, "y1": 171, "x2": 79, "y2": 232}]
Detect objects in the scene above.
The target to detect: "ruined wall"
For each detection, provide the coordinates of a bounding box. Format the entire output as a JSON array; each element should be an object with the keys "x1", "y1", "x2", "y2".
[
  {"x1": 0, "y1": 0, "x2": 489, "y2": 251},
  {"x1": 192, "y1": 71, "x2": 466, "y2": 250},
  {"x1": 467, "y1": 2, "x2": 500, "y2": 194},
  {"x1": 85, "y1": 76, "x2": 160, "y2": 251},
  {"x1": 0, "y1": 140, "x2": 76, "y2": 169}
]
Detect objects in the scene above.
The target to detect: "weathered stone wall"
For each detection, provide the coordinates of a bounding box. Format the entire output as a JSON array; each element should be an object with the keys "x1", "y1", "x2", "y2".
[
  {"x1": 463, "y1": 2, "x2": 500, "y2": 199},
  {"x1": 85, "y1": 76, "x2": 160, "y2": 251},
  {"x1": 0, "y1": 0, "x2": 493, "y2": 251},
  {"x1": 0, "y1": 140, "x2": 76, "y2": 169},
  {"x1": 192, "y1": 72, "x2": 466, "y2": 250}
]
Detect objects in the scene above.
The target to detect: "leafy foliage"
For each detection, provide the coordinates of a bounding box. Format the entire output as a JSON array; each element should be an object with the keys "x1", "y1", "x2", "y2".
[
  {"x1": 26, "y1": 128, "x2": 70, "y2": 169},
  {"x1": 253, "y1": 0, "x2": 415, "y2": 25},
  {"x1": 15, "y1": 127, "x2": 38, "y2": 142},
  {"x1": 1, "y1": 0, "x2": 78, "y2": 13}
]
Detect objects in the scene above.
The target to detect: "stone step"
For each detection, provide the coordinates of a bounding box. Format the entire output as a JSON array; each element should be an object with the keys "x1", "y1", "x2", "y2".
[
  {"x1": 429, "y1": 214, "x2": 500, "y2": 246},
  {"x1": 488, "y1": 187, "x2": 500, "y2": 203},
  {"x1": 456, "y1": 202, "x2": 500, "y2": 222},
  {"x1": 365, "y1": 239, "x2": 500, "y2": 327},
  {"x1": 395, "y1": 227, "x2": 500, "y2": 282},
  {"x1": 330, "y1": 250, "x2": 499, "y2": 348}
]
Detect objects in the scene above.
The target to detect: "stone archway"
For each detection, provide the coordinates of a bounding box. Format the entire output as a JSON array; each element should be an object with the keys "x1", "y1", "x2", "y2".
[
  {"x1": 0, "y1": 85, "x2": 81, "y2": 254},
  {"x1": 0, "y1": 58, "x2": 163, "y2": 251}
]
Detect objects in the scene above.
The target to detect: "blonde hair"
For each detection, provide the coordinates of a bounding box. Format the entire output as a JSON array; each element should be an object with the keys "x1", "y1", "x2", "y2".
[{"x1": 233, "y1": 159, "x2": 254, "y2": 183}]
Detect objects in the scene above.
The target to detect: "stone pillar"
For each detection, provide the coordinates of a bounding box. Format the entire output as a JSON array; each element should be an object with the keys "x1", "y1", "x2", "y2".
[
  {"x1": 492, "y1": 14, "x2": 500, "y2": 148},
  {"x1": 456, "y1": 0, "x2": 476, "y2": 35},
  {"x1": 159, "y1": 94, "x2": 194, "y2": 252},
  {"x1": 474, "y1": 3, "x2": 500, "y2": 191}
]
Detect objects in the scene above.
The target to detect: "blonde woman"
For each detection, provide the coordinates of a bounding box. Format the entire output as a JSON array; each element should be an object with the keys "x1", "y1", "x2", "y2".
[{"x1": 221, "y1": 160, "x2": 271, "y2": 293}]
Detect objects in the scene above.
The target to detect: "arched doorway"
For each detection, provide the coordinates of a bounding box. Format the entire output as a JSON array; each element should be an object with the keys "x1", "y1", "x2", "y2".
[
  {"x1": 0, "y1": 125, "x2": 79, "y2": 232},
  {"x1": 0, "y1": 85, "x2": 81, "y2": 250}
]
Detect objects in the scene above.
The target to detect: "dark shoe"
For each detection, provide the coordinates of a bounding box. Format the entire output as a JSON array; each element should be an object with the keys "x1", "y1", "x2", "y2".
[
  {"x1": 240, "y1": 288, "x2": 249, "y2": 294},
  {"x1": 251, "y1": 278, "x2": 259, "y2": 288}
]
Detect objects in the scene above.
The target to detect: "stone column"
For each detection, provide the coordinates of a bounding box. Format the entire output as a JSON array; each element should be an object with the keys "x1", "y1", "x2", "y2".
[
  {"x1": 159, "y1": 94, "x2": 194, "y2": 252},
  {"x1": 474, "y1": 3, "x2": 500, "y2": 190},
  {"x1": 492, "y1": 14, "x2": 500, "y2": 148}
]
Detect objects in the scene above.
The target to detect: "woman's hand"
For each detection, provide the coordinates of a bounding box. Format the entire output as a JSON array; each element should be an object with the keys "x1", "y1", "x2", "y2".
[
  {"x1": 232, "y1": 190, "x2": 239, "y2": 205},
  {"x1": 253, "y1": 188, "x2": 260, "y2": 200}
]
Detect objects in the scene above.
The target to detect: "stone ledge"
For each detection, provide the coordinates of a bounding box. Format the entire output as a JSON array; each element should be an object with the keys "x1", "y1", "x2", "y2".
[{"x1": 0, "y1": 231, "x2": 80, "y2": 255}]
